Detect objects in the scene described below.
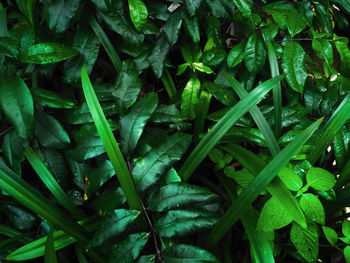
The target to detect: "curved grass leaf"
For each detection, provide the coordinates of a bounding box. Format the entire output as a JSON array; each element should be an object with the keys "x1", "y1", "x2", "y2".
[
  {"x1": 24, "y1": 147, "x2": 83, "y2": 219},
  {"x1": 75, "y1": 245, "x2": 88, "y2": 263},
  {"x1": 20, "y1": 43, "x2": 79, "y2": 64},
  {"x1": 44, "y1": 226, "x2": 57, "y2": 263},
  {"x1": 120, "y1": 92, "x2": 158, "y2": 156},
  {"x1": 109, "y1": 233, "x2": 149, "y2": 263},
  {"x1": 207, "y1": 118, "x2": 322, "y2": 245},
  {"x1": 160, "y1": 68, "x2": 177, "y2": 98},
  {"x1": 162, "y1": 244, "x2": 219, "y2": 263},
  {"x1": 88, "y1": 15, "x2": 122, "y2": 73},
  {"x1": 179, "y1": 74, "x2": 285, "y2": 181},
  {"x1": 0, "y1": 76, "x2": 34, "y2": 139},
  {"x1": 81, "y1": 65, "x2": 141, "y2": 210},
  {"x1": 132, "y1": 133, "x2": 191, "y2": 192}
]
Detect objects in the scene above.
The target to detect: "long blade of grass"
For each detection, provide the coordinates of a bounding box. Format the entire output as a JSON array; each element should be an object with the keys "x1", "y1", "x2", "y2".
[
  {"x1": 24, "y1": 147, "x2": 83, "y2": 219},
  {"x1": 308, "y1": 94, "x2": 350, "y2": 164},
  {"x1": 207, "y1": 118, "x2": 322, "y2": 245},
  {"x1": 334, "y1": 159, "x2": 350, "y2": 192},
  {"x1": 266, "y1": 40, "x2": 282, "y2": 137},
  {"x1": 81, "y1": 65, "x2": 141, "y2": 210},
  {"x1": 44, "y1": 226, "x2": 57, "y2": 263},
  {"x1": 160, "y1": 68, "x2": 177, "y2": 98},
  {"x1": 88, "y1": 15, "x2": 121, "y2": 74},
  {"x1": 222, "y1": 144, "x2": 306, "y2": 229},
  {"x1": 223, "y1": 73, "x2": 280, "y2": 156},
  {"x1": 179, "y1": 74, "x2": 285, "y2": 181}
]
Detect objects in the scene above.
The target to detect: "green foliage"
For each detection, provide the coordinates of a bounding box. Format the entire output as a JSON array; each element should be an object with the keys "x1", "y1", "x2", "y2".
[{"x1": 0, "y1": 1, "x2": 349, "y2": 262}]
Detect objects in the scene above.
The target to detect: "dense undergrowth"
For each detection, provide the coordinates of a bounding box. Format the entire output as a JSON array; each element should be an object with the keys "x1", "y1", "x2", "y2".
[{"x1": 1, "y1": 0, "x2": 350, "y2": 262}]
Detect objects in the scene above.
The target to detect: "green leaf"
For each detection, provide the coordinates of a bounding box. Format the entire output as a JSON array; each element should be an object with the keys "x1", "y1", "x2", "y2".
[
  {"x1": 192, "y1": 62, "x2": 214, "y2": 74},
  {"x1": 81, "y1": 65, "x2": 141, "y2": 210},
  {"x1": 244, "y1": 32, "x2": 266, "y2": 73},
  {"x1": 92, "y1": 188, "x2": 126, "y2": 213},
  {"x1": 181, "y1": 77, "x2": 201, "y2": 120},
  {"x1": 46, "y1": 0, "x2": 79, "y2": 33},
  {"x1": 108, "y1": 233, "x2": 149, "y2": 263},
  {"x1": 88, "y1": 209, "x2": 140, "y2": 248},
  {"x1": 20, "y1": 43, "x2": 79, "y2": 64},
  {"x1": 31, "y1": 87, "x2": 75, "y2": 109},
  {"x1": 185, "y1": 0, "x2": 202, "y2": 16},
  {"x1": 2, "y1": 130, "x2": 24, "y2": 175},
  {"x1": 322, "y1": 226, "x2": 338, "y2": 246},
  {"x1": 44, "y1": 226, "x2": 57, "y2": 263},
  {"x1": 233, "y1": 0, "x2": 251, "y2": 18},
  {"x1": 312, "y1": 38, "x2": 333, "y2": 69},
  {"x1": 67, "y1": 102, "x2": 118, "y2": 124},
  {"x1": 179, "y1": 75, "x2": 285, "y2": 181},
  {"x1": 35, "y1": 112, "x2": 70, "y2": 149},
  {"x1": 155, "y1": 209, "x2": 220, "y2": 238},
  {"x1": 257, "y1": 197, "x2": 293, "y2": 231},
  {"x1": 147, "y1": 183, "x2": 220, "y2": 212},
  {"x1": 332, "y1": 0, "x2": 350, "y2": 13},
  {"x1": 207, "y1": 118, "x2": 322, "y2": 245},
  {"x1": 282, "y1": 41, "x2": 308, "y2": 94},
  {"x1": 162, "y1": 244, "x2": 219, "y2": 262},
  {"x1": 64, "y1": 29, "x2": 100, "y2": 84},
  {"x1": 227, "y1": 40, "x2": 246, "y2": 68},
  {"x1": 128, "y1": 0, "x2": 148, "y2": 31},
  {"x1": 306, "y1": 167, "x2": 336, "y2": 191},
  {"x1": 162, "y1": 11, "x2": 182, "y2": 45},
  {"x1": 183, "y1": 13, "x2": 200, "y2": 43},
  {"x1": 345, "y1": 246, "x2": 350, "y2": 263},
  {"x1": 136, "y1": 255, "x2": 156, "y2": 263},
  {"x1": 343, "y1": 220, "x2": 350, "y2": 237},
  {"x1": 149, "y1": 34, "x2": 170, "y2": 78},
  {"x1": 120, "y1": 92, "x2": 158, "y2": 156},
  {"x1": 0, "y1": 76, "x2": 34, "y2": 139},
  {"x1": 278, "y1": 167, "x2": 303, "y2": 191},
  {"x1": 300, "y1": 193, "x2": 325, "y2": 225},
  {"x1": 181, "y1": 43, "x2": 202, "y2": 63},
  {"x1": 132, "y1": 132, "x2": 192, "y2": 191},
  {"x1": 285, "y1": 9, "x2": 307, "y2": 37},
  {"x1": 290, "y1": 222, "x2": 319, "y2": 263},
  {"x1": 67, "y1": 136, "x2": 105, "y2": 162}
]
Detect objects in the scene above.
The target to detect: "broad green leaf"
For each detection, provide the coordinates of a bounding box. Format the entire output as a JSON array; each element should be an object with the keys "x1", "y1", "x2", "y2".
[
  {"x1": 162, "y1": 11, "x2": 182, "y2": 45},
  {"x1": 88, "y1": 209, "x2": 140, "y2": 248},
  {"x1": 67, "y1": 102, "x2": 118, "y2": 124},
  {"x1": 31, "y1": 87, "x2": 75, "y2": 109},
  {"x1": 282, "y1": 41, "x2": 308, "y2": 94},
  {"x1": 46, "y1": 0, "x2": 79, "y2": 33},
  {"x1": 149, "y1": 34, "x2": 170, "y2": 78},
  {"x1": 67, "y1": 136, "x2": 105, "y2": 162},
  {"x1": 24, "y1": 147, "x2": 83, "y2": 219},
  {"x1": 244, "y1": 32, "x2": 266, "y2": 73},
  {"x1": 132, "y1": 133, "x2": 191, "y2": 191},
  {"x1": 207, "y1": 119, "x2": 322, "y2": 245},
  {"x1": 35, "y1": 112, "x2": 70, "y2": 149},
  {"x1": 233, "y1": 0, "x2": 251, "y2": 18},
  {"x1": 136, "y1": 255, "x2": 155, "y2": 263},
  {"x1": 92, "y1": 188, "x2": 126, "y2": 213},
  {"x1": 231, "y1": 169, "x2": 255, "y2": 188},
  {"x1": 179, "y1": 75, "x2": 285, "y2": 181},
  {"x1": 345, "y1": 246, "x2": 350, "y2": 263},
  {"x1": 64, "y1": 29, "x2": 100, "y2": 84},
  {"x1": 263, "y1": 2, "x2": 294, "y2": 29},
  {"x1": 285, "y1": 9, "x2": 307, "y2": 37},
  {"x1": 278, "y1": 167, "x2": 303, "y2": 191},
  {"x1": 192, "y1": 62, "x2": 214, "y2": 74},
  {"x1": 151, "y1": 104, "x2": 181, "y2": 124},
  {"x1": 20, "y1": 43, "x2": 79, "y2": 64},
  {"x1": 81, "y1": 65, "x2": 141, "y2": 210},
  {"x1": 155, "y1": 209, "x2": 220, "y2": 238},
  {"x1": 257, "y1": 197, "x2": 292, "y2": 231},
  {"x1": 108, "y1": 233, "x2": 149, "y2": 263},
  {"x1": 44, "y1": 226, "x2": 57, "y2": 263},
  {"x1": 2, "y1": 131, "x2": 24, "y2": 175},
  {"x1": 3, "y1": 205, "x2": 36, "y2": 230},
  {"x1": 181, "y1": 43, "x2": 202, "y2": 63},
  {"x1": 181, "y1": 77, "x2": 201, "y2": 120},
  {"x1": 343, "y1": 220, "x2": 350, "y2": 237},
  {"x1": 0, "y1": 76, "x2": 34, "y2": 139},
  {"x1": 300, "y1": 193, "x2": 325, "y2": 225},
  {"x1": 227, "y1": 40, "x2": 246, "y2": 68},
  {"x1": 120, "y1": 92, "x2": 158, "y2": 156},
  {"x1": 306, "y1": 167, "x2": 336, "y2": 191},
  {"x1": 290, "y1": 222, "x2": 319, "y2": 263},
  {"x1": 128, "y1": 0, "x2": 148, "y2": 31},
  {"x1": 97, "y1": 1, "x2": 144, "y2": 45},
  {"x1": 147, "y1": 183, "x2": 220, "y2": 212},
  {"x1": 185, "y1": 0, "x2": 202, "y2": 16},
  {"x1": 183, "y1": 13, "x2": 200, "y2": 43},
  {"x1": 162, "y1": 244, "x2": 219, "y2": 262},
  {"x1": 312, "y1": 38, "x2": 333, "y2": 70},
  {"x1": 203, "y1": 47, "x2": 226, "y2": 66},
  {"x1": 322, "y1": 226, "x2": 338, "y2": 246}
]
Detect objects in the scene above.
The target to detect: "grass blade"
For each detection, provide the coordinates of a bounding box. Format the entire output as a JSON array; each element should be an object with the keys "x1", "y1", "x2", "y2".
[
  {"x1": 179, "y1": 74, "x2": 285, "y2": 181},
  {"x1": 160, "y1": 68, "x2": 177, "y2": 98},
  {"x1": 24, "y1": 147, "x2": 83, "y2": 219},
  {"x1": 308, "y1": 94, "x2": 350, "y2": 164},
  {"x1": 81, "y1": 65, "x2": 141, "y2": 210},
  {"x1": 334, "y1": 159, "x2": 350, "y2": 192},
  {"x1": 223, "y1": 73, "x2": 280, "y2": 156},
  {"x1": 266, "y1": 40, "x2": 282, "y2": 137},
  {"x1": 207, "y1": 118, "x2": 322, "y2": 245},
  {"x1": 88, "y1": 15, "x2": 121, "y2": 73},
  {"x1": 44, "y1": 226, "x2": 57, "y2": 263}
]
